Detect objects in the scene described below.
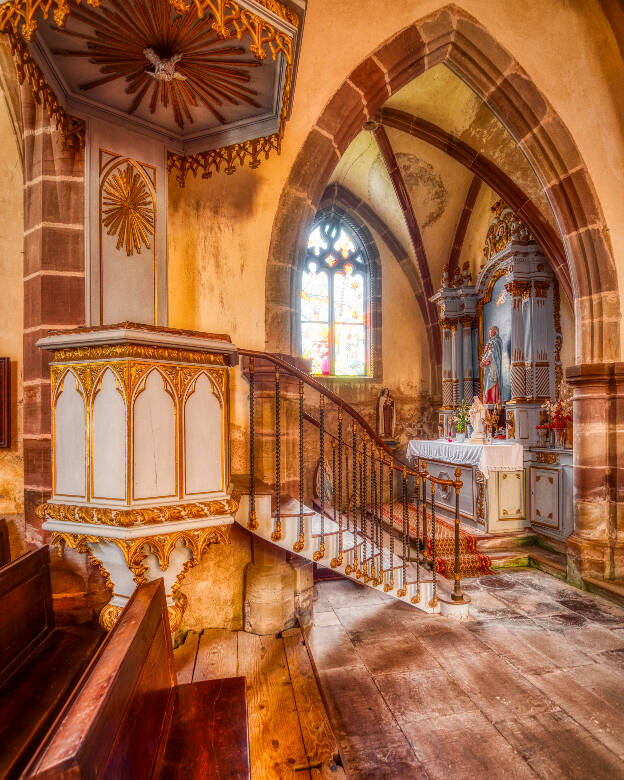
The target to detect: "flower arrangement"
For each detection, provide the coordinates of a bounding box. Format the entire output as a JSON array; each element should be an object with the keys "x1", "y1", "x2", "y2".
[
  {"x1": 542, "y1": 382, "x2": 573, "y2": 430},
  {"x1": 454, "y1": 399, "x2": 469, "y2": 433}
]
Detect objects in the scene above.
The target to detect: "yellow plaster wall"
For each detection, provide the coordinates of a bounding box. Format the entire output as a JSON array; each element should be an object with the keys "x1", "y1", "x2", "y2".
[
  {"x1": 168, "y1": 0, "x2": 624, "y2": 362},
  {"x1": 459, "y1": 185, "x2": 500, "y2": 280},
  {"x1": 0, "y1": 93, "x2": 23, "y2": 520}
]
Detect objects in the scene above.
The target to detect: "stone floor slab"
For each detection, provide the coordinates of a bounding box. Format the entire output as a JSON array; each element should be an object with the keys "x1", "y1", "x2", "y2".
[
  {"x1": 374, "y1": 667, "x2": 479, "y2": 723},
  {"x1": 495, "y1": 710, "x2": 624, "y2": 779},
  {"x1": 354, "y1": 635, "x2": 440, "y2": 675},
  {"x1": 306, "y1": 623, "x2": 364, "y2": 671},
  {"x1": 402, "y1": 710, "x2": 538, "y2": 780},
  {"x1": 309, "y1": 572, "x2": 624, "y2": 778},
  {"x1": 435, "y1": 647, "x2": 559, "y2": 721}
]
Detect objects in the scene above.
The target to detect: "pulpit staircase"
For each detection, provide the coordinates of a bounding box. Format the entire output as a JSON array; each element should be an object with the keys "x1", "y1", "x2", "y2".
[{"x1": 233, "y1": 351, "x2": 471, "y2": 616}]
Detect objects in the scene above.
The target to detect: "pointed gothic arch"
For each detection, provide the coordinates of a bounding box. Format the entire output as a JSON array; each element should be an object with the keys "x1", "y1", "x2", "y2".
[{"x1": 265, "y1": 4, "x2": 619, "y2": 365}]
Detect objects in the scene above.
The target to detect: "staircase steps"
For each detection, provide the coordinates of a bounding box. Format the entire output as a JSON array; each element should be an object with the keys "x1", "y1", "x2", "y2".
[{"x1": 234, "y1": 484, "x2": 472, "y2": 616}]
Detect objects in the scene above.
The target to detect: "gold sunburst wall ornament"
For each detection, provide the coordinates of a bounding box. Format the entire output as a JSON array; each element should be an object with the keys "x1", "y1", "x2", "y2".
[{"x1": 102, "y1": 163, "x2": 155, "y2": 257}]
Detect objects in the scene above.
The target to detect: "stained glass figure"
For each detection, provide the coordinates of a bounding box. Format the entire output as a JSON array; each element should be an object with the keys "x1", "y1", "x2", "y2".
[
  {"x1": 301, "y1": 263, "x2": 329, "y2": 322},
  {"x1": 300, "y1": 215, "x2": 369, "y2": 376}
]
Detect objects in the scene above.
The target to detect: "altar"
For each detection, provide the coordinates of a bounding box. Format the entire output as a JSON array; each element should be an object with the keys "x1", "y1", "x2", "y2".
[{"x1": 407, "y1": 438, "x2": 527, "y2": 534}]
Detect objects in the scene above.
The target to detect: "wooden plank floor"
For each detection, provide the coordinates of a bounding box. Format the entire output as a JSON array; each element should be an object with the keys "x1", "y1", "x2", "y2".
[{"x1": 174, "y1": 627, "x2": 344, "y2": 779}]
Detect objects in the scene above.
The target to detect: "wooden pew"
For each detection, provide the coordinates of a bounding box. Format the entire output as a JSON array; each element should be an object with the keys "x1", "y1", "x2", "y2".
[
  {"x1": 0, "y1": 518, "x2": 9, "y2": 567},
  {"x1": 0, "y1": 547, "x2": 102, "y2": 780},
  {"x1": 24, "y1": 578, "x2": 251, "y2": 780}
]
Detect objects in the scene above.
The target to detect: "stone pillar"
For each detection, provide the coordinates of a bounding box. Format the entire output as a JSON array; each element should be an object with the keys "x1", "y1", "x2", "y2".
[
  {"x1": 505, "y1": 280, "x2": 531, "y2": 401},
  {"x1": 566, "y1": 363, "x2": 624, "y2": 584},
  {"x1": 532, "y1": 280, "x2": 551, "y2": 399},
  {"x1": 20, "y1": 88, "x2": 85, "y2": 535},
  {"x1": 243, "y1": 536, "x2": 296, "y2": 635},
  {"x1": 242, "y1": 536, "x2": 314, "y2": 634},
  {"x1": 460, "y1": 316, "x2": 475, "y2": 402}
]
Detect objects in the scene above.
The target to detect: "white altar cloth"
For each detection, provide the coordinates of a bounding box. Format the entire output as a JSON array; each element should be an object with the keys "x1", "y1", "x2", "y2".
[{"x1": 407, "y1": 439, "x2": 524, "y2": 479}]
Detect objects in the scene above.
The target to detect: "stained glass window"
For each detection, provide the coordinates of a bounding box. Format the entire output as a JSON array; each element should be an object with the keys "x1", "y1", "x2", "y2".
[{"x1": 300, "y1": 216, "x2": 369, "y2": 376}]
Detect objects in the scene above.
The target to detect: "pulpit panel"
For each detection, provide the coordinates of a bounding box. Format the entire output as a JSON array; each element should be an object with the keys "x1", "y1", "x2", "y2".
[
  {"x1": 54, "y1": 370, "x2": 87, "y2": 499},
  {"x1": 92, "y1": 368, "x2": 126, "y2": 501},
  {"x1": 184, "y1": 372, "x2": 224, "y2": 496},
  {"x1": 133, "y1": 369, "x2": 177, "y2": 501}
]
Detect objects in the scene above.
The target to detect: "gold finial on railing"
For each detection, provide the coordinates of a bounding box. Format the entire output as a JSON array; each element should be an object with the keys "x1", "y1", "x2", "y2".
[
  {"x1": 248, "y1": 509, "x2": 258, "y2": 531},
  {"x1": 271, "y1": 519, "x2": 282, "y2": 542}
]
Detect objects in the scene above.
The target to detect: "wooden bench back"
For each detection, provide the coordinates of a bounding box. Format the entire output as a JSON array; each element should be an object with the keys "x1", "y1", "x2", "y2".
[
  {"x1": 25, "y1": 579, "x2": 175, "y2": 780},
  {"x1": 0, "y1": 546, "x2": 54, "y2": 686},
  {"x1": 0, "y1": 517, "x2": 10, "y2": 566}
]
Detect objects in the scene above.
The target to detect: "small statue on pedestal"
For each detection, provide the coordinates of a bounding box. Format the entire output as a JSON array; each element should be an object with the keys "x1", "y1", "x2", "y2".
[
  {"x1": 376, "y1": 387, "x2": 396, "y2": 439},
  {"x1": 468, "y1": 396, "x2": 487, "y2": 443}
]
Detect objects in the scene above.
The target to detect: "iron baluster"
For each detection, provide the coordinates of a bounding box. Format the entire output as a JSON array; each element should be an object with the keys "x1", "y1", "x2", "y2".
[
  {"x1": 330, "y1": 440, "x2": 338, "y2": 567},
  {"x1": 430, "y1": 481, "x2": 438, "y2": 608},
  {"x1": 332, "y1": 410, "x2": 343, "y2": 567},
  {"x1": 361, "y1": 441, "x2": 368, "y2": 579},
  {"x1": 385, "y1": 461, "x2": 394, "y2": 591},
  {"x1": 271, "y1": 368, "x2": 282, "y2": 541},
  {"x1": 293, "y1": 381, "x2": 305, "y2": 552},
  {"x1": 379, "y1": 453, "x2": 385, "y2": 584},
  {"x1": 247, "y1": 357, "x2": 258, "y2": 530},
  {"x1": 412, "y1": 470, "x2": 421, "y2": 604},
  {"x1": 352, "y1": 425, "x2": 358, "y2": 571},
  {"x1": 397, "y1": 467, "x2": 408, "y2": 597},
  {"x1": 421, "y1": 460, "x2": 428, "y2": 560},
  {"x1": 313, "y1": 396, "x2": 325, "y2": 561},
  {"x1": 370, "y1": 445, "x2": 376, "y2": 583}
]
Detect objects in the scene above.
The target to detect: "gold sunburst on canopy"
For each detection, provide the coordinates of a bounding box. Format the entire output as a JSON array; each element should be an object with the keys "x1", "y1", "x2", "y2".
[
  {"x1": 102, "y1": 164, "x2": 154, "y2": 256},
  {"x1": 52, "y1": 0, "x2": 262, "y2": 129}
]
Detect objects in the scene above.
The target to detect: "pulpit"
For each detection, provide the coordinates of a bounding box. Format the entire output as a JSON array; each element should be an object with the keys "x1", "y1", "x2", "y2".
[{"x1": 35, "y1": 323, "x2": 239, "y2": 631}]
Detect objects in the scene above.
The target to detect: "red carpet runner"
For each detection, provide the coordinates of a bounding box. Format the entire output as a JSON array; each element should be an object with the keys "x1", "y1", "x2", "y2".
[{"x1": 383, "y1": 501, "x2": 493, "y2": 579}]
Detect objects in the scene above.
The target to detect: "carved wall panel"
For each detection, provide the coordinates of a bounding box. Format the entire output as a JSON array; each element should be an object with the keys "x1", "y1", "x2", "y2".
[{"x1": 89, "y1": 134, "x2": 168, "y2": 326}]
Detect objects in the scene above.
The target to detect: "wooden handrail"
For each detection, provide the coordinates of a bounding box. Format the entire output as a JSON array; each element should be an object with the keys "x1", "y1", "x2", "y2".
[
  {"x1": 302, "y1": 411, "x2": 416, "y2": 474},
  {"x1": 239, "y1": 349, "x2": 412, "y2": 468}
]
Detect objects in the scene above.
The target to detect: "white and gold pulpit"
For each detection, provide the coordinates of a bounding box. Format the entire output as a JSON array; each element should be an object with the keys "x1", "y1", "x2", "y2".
[{"x1": 36, "y1": 323, "x2": 239, "y2": 630}]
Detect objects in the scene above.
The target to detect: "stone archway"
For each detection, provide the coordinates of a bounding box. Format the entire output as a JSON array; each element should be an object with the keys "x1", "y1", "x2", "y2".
[{"x1": 265, "y1": 4, "x2": 620, "y2": 367}]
